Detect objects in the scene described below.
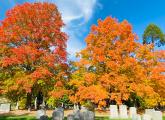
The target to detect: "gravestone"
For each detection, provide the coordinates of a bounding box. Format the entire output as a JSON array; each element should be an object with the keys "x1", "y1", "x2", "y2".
[
  {"x1": 110, "y1": 105, "x2": 119, "y2": 118},
  {"x1": 129, "y1": 107, "x2": 137, "y2": 118},
  {"x1": 142, "y1": 114, "x2": 152, "y2": 120},
  {"x1": 145, "y1": 109, "x2": 155, "y2": 119},
  {"x1": 52, "y1": 107, "x2": 64, "y2": 120},
  {"x1": 73, "y1": 110, "x2": 80, "y2": 120},
  {"x1": 67, "y1": 114, "x2": 74, "y2": 120},
  {"x1": 152, "y1": 111, "x2": 162, "y2": 120},
  {"x1": 132, "y1": 114, "x2": 141, "y2": 120},
  {"x1": 88, "y1": 111, "x2": 95, "y2": 120},
  {"x1": 119, "y1": 105, "x2": 128, "y2": 118},
  {"x1": 36, "y1": 109, "x2": 46, "y2": 119},
  {"x1": 0, "y1": 103, "x2": 10, "y2": 113},
  {"x1": 145, "y1": 109, "x2": 155, "y2": 115},
  {"x1": 79, "y1": 110, "x2": 94, "y2": 120},
  {"x1": 39, "y1": 115, "x2": 48, "y2": 120},
  {"x1": 81, "y1": 106, "x2": 87, "y2": 112}
]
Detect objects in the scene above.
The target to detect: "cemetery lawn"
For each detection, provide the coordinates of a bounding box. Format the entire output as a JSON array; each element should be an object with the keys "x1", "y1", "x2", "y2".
[{"x1": 0, "y1": 116, "x2": 165, "y2": 120}]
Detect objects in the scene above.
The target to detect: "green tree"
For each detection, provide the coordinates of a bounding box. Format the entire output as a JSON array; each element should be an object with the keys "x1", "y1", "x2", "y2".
[{"x1": 143, "y1": 24, "x2": 165, "y2": 47}]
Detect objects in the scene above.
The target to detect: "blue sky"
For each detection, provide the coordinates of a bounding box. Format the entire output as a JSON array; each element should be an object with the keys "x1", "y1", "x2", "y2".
[{"x1": 0, "y1": 0, "x2": 165, "y2": 59}]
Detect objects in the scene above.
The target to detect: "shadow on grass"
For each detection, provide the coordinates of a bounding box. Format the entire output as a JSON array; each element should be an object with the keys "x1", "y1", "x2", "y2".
[{"x1": 0, "y1": 113, "x2": 35, "y2": 120}]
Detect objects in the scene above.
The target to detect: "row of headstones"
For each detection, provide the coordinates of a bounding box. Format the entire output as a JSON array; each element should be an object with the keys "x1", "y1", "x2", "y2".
[
  {"x1": 0, "y1": 103, "x2": 10, "y2": 113},
  {"x1": 36, "y1": 106, "x2": 95, "y2": 120},
  {"x1": 110, "y1": 105, "x2": 162, "y2": 120}
]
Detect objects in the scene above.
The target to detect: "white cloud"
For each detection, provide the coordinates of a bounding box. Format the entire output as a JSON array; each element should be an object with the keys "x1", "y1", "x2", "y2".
[
  {"x1": 54, "y1": 0, "x2": 97, "y2": 24},
  {"x1": 53, "y1": 0, "x2": 98, "y2": 60}
]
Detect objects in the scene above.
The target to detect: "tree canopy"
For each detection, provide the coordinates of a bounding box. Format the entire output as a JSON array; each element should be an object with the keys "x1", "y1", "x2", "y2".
[
  {"x1": 143, "y1": 24, "x2": 165, "y2": 47},
  {"x1": 0, "y1": 2, "x2": 68, "y2": 106},
  {"x1": 69, "y1": 17, "x2": 165, "y2": 108}
]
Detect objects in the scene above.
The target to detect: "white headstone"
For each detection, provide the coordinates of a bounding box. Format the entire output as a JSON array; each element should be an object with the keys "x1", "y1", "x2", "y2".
[
  {"x1": 0, "y1": 103, "x2": 10, "y2": 113},
  {"x1": 130, "y1": 107, "x2": 137, "y2": 118},
  {"x1": 145, "y1": 109, "x2": 155, "y2": 115},
  {"x1": 145, "y1": 109, "x2": 155, "y2": 119},
  {"x1": 110, "y1": 105, "x2": 119, "y2": 118},
  {"x1": 132, "y1": 114, "x2": 141, "y2": 120},
  {"x1": 119, "y1": 105, "x2": 128, "y2": 118},
  {"x1": 152, "y1": 111, "x2": 162, "y2": 120},
  {"x1": 142, "y1": 114, "x2": 152, "y2": 120}
]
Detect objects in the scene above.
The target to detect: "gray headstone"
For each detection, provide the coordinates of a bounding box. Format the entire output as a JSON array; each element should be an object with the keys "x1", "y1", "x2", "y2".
[
  {"x1": 88, "y1": 111, "x2": 95, "y2": 120},
  {"x1": 129, "y1": 107, "x2": 137, "y2": 118},
  {"x1": 142, "y1": 114, "x2": 152, "y2": 120},
  {"x1": 39, "y1": 115, "x2": 48, "y2": 120},
  {"x1": 52, "y1": 107, "x2": 64, "y2": 120},
  {"x1": 80, "y1": 110, "x2": 94, "y2": 120},
  {"x1": 119, "y1": 105, "x2": 128, "y2": 118},
  {"x1": 152, "y1": 111, "x2": 162, "y2": 120},
  {"x1": 0, "y1": 103, "x2": 10, "y2": 113},
  {"x1": 36, "y1": 109, "x2": 46, "y2": 119},
  {"x1": 67, "y1": 114, "x2": 74, "y2": 120},
  {"x1": 110, "y1": 105, "x2": 119, "y2": 118},
  {"x1": 73, "y1": 110, "x2": 80, "y2": 120}
]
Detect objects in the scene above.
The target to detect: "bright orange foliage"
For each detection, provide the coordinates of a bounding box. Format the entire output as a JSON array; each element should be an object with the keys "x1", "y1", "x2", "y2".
[
  {"x1": 70, "y1": 17, "x2": 165, "y2": 107},
  {"x1": 0, "y1": 2, "x2": 68, "y2": 100}
]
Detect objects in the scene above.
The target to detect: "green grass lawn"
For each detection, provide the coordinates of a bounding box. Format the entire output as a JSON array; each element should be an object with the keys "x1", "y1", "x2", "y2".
[{"x1": 0, "y1": 115, "x2": 164, "y2": 120}]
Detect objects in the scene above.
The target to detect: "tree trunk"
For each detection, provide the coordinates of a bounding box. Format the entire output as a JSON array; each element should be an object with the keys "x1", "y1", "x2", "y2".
[
  {"x1": 26, "y1": 93, "x2": 32, "y2": 111},
  {"x1": 15, "y1": 101, "x2": 19, "y2": 110},
  {"x1": 35, "y1": 97, "x2": 37, "y2": 110}
]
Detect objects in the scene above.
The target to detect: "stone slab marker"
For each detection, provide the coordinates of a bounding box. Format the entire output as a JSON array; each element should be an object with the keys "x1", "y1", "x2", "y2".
[
  {"x1": 152, "y1": 111, "x2": 162, "y2": 120},
  {"x1": 67, "y1": 114, "x2": 74, "y2": 120},
  {"x1": 73, "y1": 110, "x2": 80, "y2": 120},
  {"x1": 110, "y1": 105, "x2": 119, "y2": 118},
  {"x1": 36, "y1": 109, "x2": 46, "y2": 119},
  {"x1": 142, "y1": 114, "x2": 152, "y2": 120},
  {"x1": 0, "y1": 103, "x2": 10, "y2": 113},
  {"x1": 129, "y1": 107, "x2": 137, "y2": 118},
  {"x1": 39, "y1": 115, "x2": 48, "y2": 120},
  {"x1": 119, "y1": 105, "x2": 128, "y2": 118},
  {"x1": 88, "y1": 111, "x2": 95, "y2": 120},
  {"x1": 145, "y1": 109, "x2": 155, "y2": 119},
  {"x1": 132, "y1": 114, "x2": 141, "y2": 120},
  {"x1": 52, "y1": 108, "x2": 64, "y2": 120}
]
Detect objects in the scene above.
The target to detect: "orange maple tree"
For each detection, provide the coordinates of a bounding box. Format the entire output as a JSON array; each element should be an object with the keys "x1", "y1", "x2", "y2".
[
  {"x1": 69, "y1": 17, "x2": 165, "y2": 108},
  {"x1": 0, "y1": 2, "x2": 68, "y2": 107}
]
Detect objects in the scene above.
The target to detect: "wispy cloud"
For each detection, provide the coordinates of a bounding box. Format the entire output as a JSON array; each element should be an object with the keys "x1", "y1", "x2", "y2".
[
  {"x1": 53, "y1": 0, "x2": 99, "y2": 60},
  {"x1": 34, "y1": 0, "x2": 99, "y2": 59}
]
